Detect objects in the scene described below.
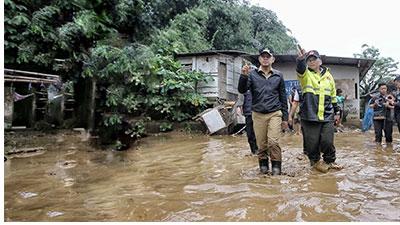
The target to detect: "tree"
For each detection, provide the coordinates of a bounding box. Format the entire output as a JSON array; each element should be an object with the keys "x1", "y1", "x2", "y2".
[
  {"x1": 204, "y1": 2, "x2": 254, "y2": 52},
  {"x1": 249, "y1": 6, "x2": 297, "y2": 54},
  {"x1": 354, "y1": 44, "x2": 399, "y2": 95},
  {"x1": 5, "y1": 0, "x2": 300, "y2": 146},
  {"x1": 200, "y1": 1, "x2": 297, "y2": 54},
  {"x1": 150, "y1": 7, "x2": 211, "y2": 55}
]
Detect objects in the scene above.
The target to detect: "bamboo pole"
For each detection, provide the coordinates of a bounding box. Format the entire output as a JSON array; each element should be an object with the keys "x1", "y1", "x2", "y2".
[
  {"x1": 4, "y1": 68, "x2": 60, "y2": 78},
  {"x1": 4, "y1": 74, "x2": 58, "y2": 82},
  {"x1": 4, "y1": 78, "x2": 56, "y2": 84}
]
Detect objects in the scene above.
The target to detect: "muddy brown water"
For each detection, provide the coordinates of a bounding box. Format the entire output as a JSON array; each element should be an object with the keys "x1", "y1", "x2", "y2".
[{"x1": 4, "y1": 129, "x2": 400, "y2": 221}]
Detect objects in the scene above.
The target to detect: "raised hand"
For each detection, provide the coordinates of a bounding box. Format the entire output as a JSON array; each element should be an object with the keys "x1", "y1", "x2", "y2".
[
  {"x1": 297, "y1": 44, "x2": 306, "y2": 58},
  {"x1": 241, "y1": 63, "x2": 251, "y2": 76}
]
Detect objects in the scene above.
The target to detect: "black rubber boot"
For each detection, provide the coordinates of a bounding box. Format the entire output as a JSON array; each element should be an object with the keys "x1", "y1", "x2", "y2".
[
  {"x1": 271, "y1": 161, "x2": 282, "y2": 175},
  {"x1": 259, "y1": 158, "x2": 269, "y2": 174}
]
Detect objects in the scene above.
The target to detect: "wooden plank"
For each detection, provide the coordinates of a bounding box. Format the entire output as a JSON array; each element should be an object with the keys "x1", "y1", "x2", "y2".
[
  {"x1": 6, "y1": 147, "x2": 45, "y2": 155},
  {"x1": 5, "y1": 68, "x2": 60, "y2": 78},
  {"x1": 4, "y1": 79, "x2": 56, "y2": 84},
  {"x1": 4, "y1": 74, "x2": 58, "y2": 82}
]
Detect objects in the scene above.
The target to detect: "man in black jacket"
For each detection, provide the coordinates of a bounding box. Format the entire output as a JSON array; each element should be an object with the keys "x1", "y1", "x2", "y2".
[
  {"x1": 370, "y1": 83, "x2": 394, "y2": 144},
  {"x1": 242, "y1": 90, "x2": 258, "y2": 155},
  {"x1": 392, "y1": 75, "x2": 400, "y2": 133},
  {"x1": 238, "y1": 48, "x2": 288, "y2": 175}
]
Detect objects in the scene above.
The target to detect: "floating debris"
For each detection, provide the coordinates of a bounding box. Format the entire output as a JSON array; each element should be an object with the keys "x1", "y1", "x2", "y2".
[
  {"x1": 63, "y1": 178, "x2": 75, "y2": 187},
  {"x1": 6, "y1": 147, "x2": 45, "y2": 155},
  {"x1": 47, "y1": 211, "x2": 64, "y2": 217},
  {"x1": 225, "y1": 208, "x2": 247, "y2": 220},
  {"x1": 19, "y1": 192, "x2": 38, "y2": 199},
  {"x1": 57, "y1": 160, "x2": 77, "y2": 169}
]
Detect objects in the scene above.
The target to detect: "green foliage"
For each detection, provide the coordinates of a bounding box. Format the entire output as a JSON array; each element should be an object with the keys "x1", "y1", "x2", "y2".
[
  {"x1": 5, "y1": 0, "x2": 299, "y2": 146},
  {"x1": 114, "y1": 140, "x2": 124, "y2": 150},
  {"x1": 120, "y1": 120, "x2": 146, "y2": 143},
  {"x1": 354, "y1": 44, "x2": 399, "y2": 95},
  {"x1": 200, "y1": 1, "x2": 297, "y2": 53},
  {"x1": 205, "y1": 2, "x2": 253, "y2": 52},
  {"x1": 151, "y1": 7, "x2": 211, "y2": 55},
  {"x1": 131, "y1": 120, "x2": 146, "y2": 139},
  {"x1": 5, "y1": 0, "x2": 297, "y2": 69},
  {"x1": 160, "y1": 122, "x2": 173, "y2": 132},
  {"x1": 103, "y1": 114, "x2": 122, "y2": 127},
  {"x1": 4, "y1": 0, "x2": 30, "y2": 63},
  {"x1": 83, "y1": 43, "x2": 210, "y2": 128},
  {"x1": 249, "y1": 6, "x2": 297, "y2": 53}
]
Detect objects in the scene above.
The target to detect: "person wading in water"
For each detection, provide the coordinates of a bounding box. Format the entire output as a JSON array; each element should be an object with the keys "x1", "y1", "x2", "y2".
[
  {"x1": 296, "y1": 48, "x2": 343, "y2": 173},
  {"x1": 238, "y1": 48, "x2": 288, "y2": 175}
]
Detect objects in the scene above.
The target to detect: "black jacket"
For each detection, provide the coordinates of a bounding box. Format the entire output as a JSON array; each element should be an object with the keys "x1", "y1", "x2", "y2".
[
  {"x1": 238, "y1": 68, "x2": 288, "y2": 121},
  {"x1": 243, "y1": 90, "x2": 253, "y2": 116},
  {"x1": 372, "y1": 94, "x2": 391, "y2": 119},
  {"x1": 394, "y1": 90, "x2": 400, "y2": 117},
  {"x1": 296, "y1": 57, "x2": 340, "y2": 122}
]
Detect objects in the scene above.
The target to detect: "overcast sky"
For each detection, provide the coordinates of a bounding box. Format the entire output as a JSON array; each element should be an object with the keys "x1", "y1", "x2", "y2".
[{"x1": 250, "y1": 0, "x2": 400, "y2": 72}]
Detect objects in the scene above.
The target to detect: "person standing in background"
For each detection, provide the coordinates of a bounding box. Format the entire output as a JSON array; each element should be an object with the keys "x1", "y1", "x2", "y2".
[
  {"x1": 370, "y1": 83, "x2": 394, "y2": 145},
  {"x1": 335, "y1": 88, "x2": 347, "y2": 131},
  {"x1": 288, "y1": 86, "x2": 302, "y2": 135},
  {"x1": 392, "y1": 75, "x2": 400, "y2": 133},
  {"x1": 242, "y1": 90, "x2": 258, "y2": 155}
]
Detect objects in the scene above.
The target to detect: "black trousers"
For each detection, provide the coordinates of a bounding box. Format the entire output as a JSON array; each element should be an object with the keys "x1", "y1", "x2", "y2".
[
  {"x1": 245, "y1": 115, "x2": 258, "y2": 154},
  {"x1": 395, "y1": 113, "x2": 400, "y2": 133},
  {"x1": 301, "y1": 120, "x2": 336, "y2": 164},
  {"x1": 301, "y1": 125, "x2": 306, "y2": 155},
  {"x1": 373, "y1": 119, "x2": 393, "y2": 143}
]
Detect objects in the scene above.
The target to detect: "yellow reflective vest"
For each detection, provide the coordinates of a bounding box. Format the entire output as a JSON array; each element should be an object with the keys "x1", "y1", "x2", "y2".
[{"x1": 297, "y1": 65, "x2": 338, "y2": 122}]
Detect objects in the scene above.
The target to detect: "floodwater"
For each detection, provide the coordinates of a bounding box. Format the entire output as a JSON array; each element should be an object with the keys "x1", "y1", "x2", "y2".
[{"x1": 4, "y1": 129, "x2": 400, "y2": 221}]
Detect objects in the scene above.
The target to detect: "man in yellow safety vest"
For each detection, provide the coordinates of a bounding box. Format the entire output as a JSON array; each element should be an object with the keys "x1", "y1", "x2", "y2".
[{"x1": 296, "y1": 48, "x2": 343, "y2": 173}]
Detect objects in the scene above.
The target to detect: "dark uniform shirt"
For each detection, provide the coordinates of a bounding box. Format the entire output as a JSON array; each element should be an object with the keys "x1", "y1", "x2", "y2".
[{"x1": 238, "y1": 68, "x2": 288, "y2": 121}]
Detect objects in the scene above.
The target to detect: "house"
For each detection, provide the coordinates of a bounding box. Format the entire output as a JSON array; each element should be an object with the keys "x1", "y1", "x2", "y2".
[
  {"x1": 176, "y1": 50, "x2": 248, "y2": 102},
  {"x1": 175, "y1": 50, "x2": 375, "y2": 125},
  {"x1": 4, "y1": 69, "x2": 75, "y2": 129}
]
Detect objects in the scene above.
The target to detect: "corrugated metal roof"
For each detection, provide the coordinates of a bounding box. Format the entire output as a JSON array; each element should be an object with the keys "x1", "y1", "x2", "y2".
[{"x1": 175, "y1": 50, "x2": 249, "y2": 57}]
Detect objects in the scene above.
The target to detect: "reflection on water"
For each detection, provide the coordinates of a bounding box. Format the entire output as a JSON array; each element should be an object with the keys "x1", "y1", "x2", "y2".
[{"x1": 4, "y1": 130, "x2": 400, "y2": 221}]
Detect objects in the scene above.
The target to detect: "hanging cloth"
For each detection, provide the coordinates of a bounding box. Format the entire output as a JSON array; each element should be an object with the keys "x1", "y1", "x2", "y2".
[{"x1": 13, "y1": 92, "x2": 34, "y2": 102}]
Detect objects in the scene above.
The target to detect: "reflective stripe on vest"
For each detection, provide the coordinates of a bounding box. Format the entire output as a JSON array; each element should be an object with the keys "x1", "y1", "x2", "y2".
[{"x1": 298, "y1": 68, "x2": 336, "y2": 121}]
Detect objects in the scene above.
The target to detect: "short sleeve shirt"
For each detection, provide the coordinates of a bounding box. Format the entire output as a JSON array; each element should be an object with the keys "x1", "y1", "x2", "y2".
[{"x1": 293, "y1": 89, "x2": 300, "y2": 102}]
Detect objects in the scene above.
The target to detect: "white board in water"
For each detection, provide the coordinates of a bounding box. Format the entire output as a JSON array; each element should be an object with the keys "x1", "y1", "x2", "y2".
[{"x1": 201, "y1": 108, "x2": 226, "y2": 134}]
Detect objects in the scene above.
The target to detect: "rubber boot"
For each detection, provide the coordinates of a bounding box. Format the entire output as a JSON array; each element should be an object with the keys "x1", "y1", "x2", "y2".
[
  {"x1": 259, "y1": 158, "x2": 269, "y2": 174},
  {"x1": 271, "y1": 160, "x2": 282, "y2": 175}
]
